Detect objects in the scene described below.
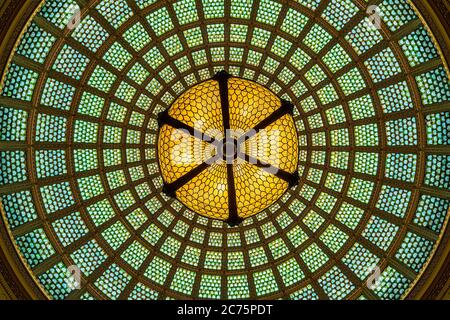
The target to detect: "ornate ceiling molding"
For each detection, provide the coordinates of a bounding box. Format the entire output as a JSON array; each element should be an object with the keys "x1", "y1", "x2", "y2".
[{"x1": 405, "y1": 0, "x2": 450, "y2": 300}]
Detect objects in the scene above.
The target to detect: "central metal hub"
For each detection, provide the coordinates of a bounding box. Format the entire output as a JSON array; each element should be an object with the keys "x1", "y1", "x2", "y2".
[{"x1": 220, "y1": 138, "x2": 238, "y2": 163}]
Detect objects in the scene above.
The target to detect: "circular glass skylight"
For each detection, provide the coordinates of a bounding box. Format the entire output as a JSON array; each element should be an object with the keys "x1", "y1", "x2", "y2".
[
  {"x1": 158, "y1": 73, "x2": 299, "y2": 224},
  {"x1": 0, "y1": 0, "x2": 449, "y2": 300}
]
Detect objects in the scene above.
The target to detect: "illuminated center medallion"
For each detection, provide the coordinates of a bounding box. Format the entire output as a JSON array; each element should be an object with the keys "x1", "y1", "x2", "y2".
[{"x1": 158, "y1": 71, "x2": 299, "y2": 226}]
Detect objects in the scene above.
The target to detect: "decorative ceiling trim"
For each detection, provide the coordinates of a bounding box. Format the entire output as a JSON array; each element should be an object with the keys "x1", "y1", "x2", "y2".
[
  {"x1": 404, "y1": 0, "x2": 450, "y2": 300},
  {"x1": 0, "y1": 0, "x2": 48, "y2": 300}
]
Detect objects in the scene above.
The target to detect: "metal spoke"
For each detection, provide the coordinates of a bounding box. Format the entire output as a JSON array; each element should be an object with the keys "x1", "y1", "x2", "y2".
[
  {"x1": 162, "y1": 157, "x2": 216, "y2": 197},
  {"x1": 158, "y1": 109, "x2": 221, "y2": 146},
  {"x1": 213, "y1": 71, "x2": 242, "y2": 226},
  {"x1": 237, "y1": 100, "x2": 295, "y2": 145},
  {"x1": 238, "y1": 153, "x2": 299, "y2": 188}
]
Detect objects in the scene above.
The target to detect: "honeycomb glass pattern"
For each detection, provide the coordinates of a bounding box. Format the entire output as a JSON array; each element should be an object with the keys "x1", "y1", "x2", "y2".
[
  {"x1": 158, "y1": 76, "x2": 299, "y2": 221},
  {"x1": 168, "y1": 80, "x2": 223, "y2": 131},
  {"x1": 0, "y1": 0, "x2": 449, "y2": 301},
  {"x1": 228, "y1": 78, "x2": 281, "y2": 131}
]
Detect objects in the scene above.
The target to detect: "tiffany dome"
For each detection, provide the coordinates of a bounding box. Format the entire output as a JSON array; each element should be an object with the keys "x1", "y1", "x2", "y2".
[
  {"x1": 0, "y1": 0, "x2": 449, "y2": 300},
  {"x1": 158, "y1": 73, "x2": 299, "y2": 225}
]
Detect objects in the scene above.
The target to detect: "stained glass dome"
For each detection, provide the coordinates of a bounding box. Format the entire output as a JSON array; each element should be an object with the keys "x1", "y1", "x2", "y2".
[
  {"x1": 158, "y1": 73, "x2": 299, "y2": 224},
  {"x1": 0, "y1": 0, "x2": 449, "y2": 300}
]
